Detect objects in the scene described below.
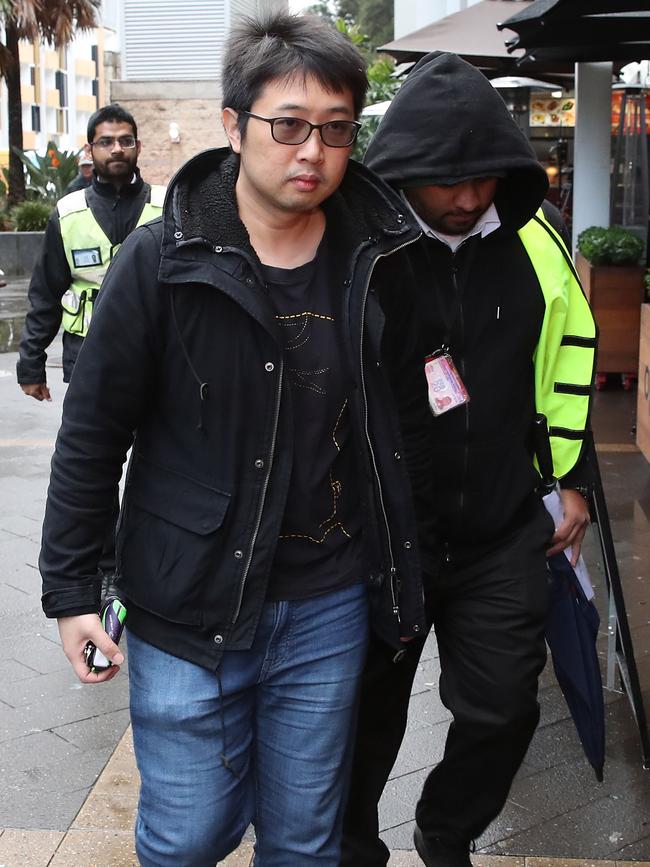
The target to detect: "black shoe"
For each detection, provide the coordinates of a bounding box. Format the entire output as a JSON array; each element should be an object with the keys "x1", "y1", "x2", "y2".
[{"x1": 413, "y1": 825, "x2": 472, "y2": 867}]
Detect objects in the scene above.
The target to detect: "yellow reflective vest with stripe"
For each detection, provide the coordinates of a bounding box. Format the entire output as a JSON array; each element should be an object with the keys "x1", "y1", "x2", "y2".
[
  {"x1": 518, "y1": 207, "x2": 597, "y2": 480},
  {"x1": 57, "y1": 184, "x2": 166, "y2": 336}
]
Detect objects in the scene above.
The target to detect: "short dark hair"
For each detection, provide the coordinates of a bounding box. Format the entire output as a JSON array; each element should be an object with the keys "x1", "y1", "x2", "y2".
[
  {"x1": 87, "y1": 104, "x2": 138, "y2": 143},
  {"x1": 221, "y1": 11, "x2": 368, "y2": 131}
]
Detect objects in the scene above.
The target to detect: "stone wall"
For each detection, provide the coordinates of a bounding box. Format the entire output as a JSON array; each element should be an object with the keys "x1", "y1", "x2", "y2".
[{"x1": 110, "y1": 80, "x2": 229, "y2": 186}]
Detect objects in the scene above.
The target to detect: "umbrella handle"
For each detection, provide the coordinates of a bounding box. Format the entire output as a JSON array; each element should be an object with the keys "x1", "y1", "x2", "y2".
[{"x1": 533, "y1": 413, "x2": 556, "y2": 493}]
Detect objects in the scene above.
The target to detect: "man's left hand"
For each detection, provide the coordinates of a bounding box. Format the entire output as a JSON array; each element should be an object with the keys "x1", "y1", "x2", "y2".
[{"x1": 546, "y1": 487, "x2": 590, "y2": 565}]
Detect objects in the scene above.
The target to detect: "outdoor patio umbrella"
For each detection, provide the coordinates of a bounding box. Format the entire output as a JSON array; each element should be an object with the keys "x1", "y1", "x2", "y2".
[
  {"x1": 533, "y1": 414, "x2": 606, "y2": 781},
  {"x1": 498, "y1": 0, "x2": 650, "y2": 66}
]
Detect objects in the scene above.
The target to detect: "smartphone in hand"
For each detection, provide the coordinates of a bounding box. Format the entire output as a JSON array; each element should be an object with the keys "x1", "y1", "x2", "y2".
[{"x1": 84, "y1": 596, "x2": 127, "y2": 672}]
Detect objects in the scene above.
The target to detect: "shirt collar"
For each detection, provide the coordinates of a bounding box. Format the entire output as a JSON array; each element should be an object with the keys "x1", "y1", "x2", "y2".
[{"x1": 403, "y1": 194, "x2": 501, "y2": 252}]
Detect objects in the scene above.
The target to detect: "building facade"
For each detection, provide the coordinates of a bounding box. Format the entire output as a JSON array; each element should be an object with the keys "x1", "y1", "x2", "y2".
[
  {"x1": 112, "y1": 0, "x2": 288, "y2": 184},
  {"x1": 394, "y1": 0, "x2": 482, "y2": 41}
]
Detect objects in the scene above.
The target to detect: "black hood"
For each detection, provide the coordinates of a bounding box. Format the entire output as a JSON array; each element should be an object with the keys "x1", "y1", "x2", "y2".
[
  {"x1": 364, "y1": 52, "x2": 549, "y2": 231},
  {"x1": 160, "y1": 147, "x2": 418, "y2": 265}
]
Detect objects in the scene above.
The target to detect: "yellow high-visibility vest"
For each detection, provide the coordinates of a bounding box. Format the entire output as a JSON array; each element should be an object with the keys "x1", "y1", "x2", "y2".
[
  {"x1": 518, "y1": 208, "x2": 597, "y2": 479},
  {"x1": 58, "y1": 184, "x2": 165, "y2": 336}
]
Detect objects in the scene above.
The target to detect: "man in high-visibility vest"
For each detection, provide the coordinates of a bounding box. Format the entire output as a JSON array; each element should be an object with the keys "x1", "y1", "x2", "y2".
[
  {"x1": 17, "y1": 103, "x2": 165, "y2": 401},
  {"x1": 341, "y1": 52, "x2": 597, "y2": 867}
]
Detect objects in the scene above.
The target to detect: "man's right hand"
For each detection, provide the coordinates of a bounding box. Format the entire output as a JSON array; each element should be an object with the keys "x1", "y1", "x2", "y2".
[
  {"x1": 20, "y1": 382, "x2": 52, "y2": 402},
  {"x1": 58, "y1": 614, "x2": 124, "y2": 684}
]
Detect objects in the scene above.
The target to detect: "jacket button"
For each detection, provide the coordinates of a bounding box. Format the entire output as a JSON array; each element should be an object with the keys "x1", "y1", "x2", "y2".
[
  {"x1": 174, "y1": 231, "x2": 183, "y2": 240},
  {"x1": 254, "y1": 458, "x2": 264, "y2": 469},
  {"x1": 394, "y1": 451, "x2": 401, "y2": 461},
  {"x1": 404, "y1": 540, "x2": 412, "y2": 550},
  {"x1": 234, "y1": 549, "x2": 244, "y2": 560},
  {"x1": 214, "y1": 245, "x2": 223, "y2": 253},
  {"x1": 265, "y1": 362, "x2": 274, "y2": 372},
  {"x1": 245, "y1": 277, "x2": 254, "y2": 286},
  {"x1": 213, "y1": 634, "x2": 224, "y2": 644},
  {"x1": 413, "y1": 624, "x2": 421, "y2": 633}
]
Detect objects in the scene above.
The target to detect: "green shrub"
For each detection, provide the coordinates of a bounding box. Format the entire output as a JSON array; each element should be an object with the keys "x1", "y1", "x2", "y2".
[
  {"x1": 577, "y1": 225, "x2": 644, "y2": 266},
  {"x1": 11, "y1": 200, "x2": 52, "y2": 231},
  {"x1": 13, "y1": 141, "x2": 81, "y2": 203}
]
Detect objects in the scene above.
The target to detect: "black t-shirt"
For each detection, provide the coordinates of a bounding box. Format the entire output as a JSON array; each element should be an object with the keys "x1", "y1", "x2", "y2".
[{"x1": 262, "y1": 234, "x2": 366, "y2": 601}]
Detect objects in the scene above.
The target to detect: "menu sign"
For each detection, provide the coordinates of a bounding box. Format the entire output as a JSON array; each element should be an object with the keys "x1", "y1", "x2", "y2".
[{"x1": 529, "y1": 96, "x2": 575, "y2": 127}]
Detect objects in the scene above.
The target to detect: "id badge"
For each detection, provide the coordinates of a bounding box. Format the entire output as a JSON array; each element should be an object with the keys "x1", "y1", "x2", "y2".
[{"x1": 424, "y1": 351, "x2": 470, "y2": 416}]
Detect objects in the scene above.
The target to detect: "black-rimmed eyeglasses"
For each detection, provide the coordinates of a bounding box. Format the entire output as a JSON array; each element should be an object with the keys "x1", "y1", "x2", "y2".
[
  {"x1": 239, "y1": 111, "x2": 361, "y2": 148},
  {"x1": 90, "y1": 135, "x2": 137, "y2": 150}
]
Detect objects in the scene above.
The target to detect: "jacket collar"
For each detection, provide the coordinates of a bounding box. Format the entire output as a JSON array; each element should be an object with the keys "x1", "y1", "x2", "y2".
[
  {"x1": 91, "y1": 167, "x2": 145, "y2": 199},
  {"x1": 160, "y1": 147, "x2": 419, "y2": 270}
]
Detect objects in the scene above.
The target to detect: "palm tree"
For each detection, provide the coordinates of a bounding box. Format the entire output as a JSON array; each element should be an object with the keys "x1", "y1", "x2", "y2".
[{"x1": 0, "y1": 0, "x2": 100, "y2": 205}]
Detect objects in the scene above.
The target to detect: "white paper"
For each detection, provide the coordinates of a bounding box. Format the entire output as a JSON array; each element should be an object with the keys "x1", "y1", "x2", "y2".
[{"x1": 543, "y1": 486, "x2": 595, "y2": 600}]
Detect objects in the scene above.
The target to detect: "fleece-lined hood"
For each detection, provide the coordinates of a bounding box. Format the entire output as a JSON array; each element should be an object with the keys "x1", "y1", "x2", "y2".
[
  {"x1": 365, "y1": 52, "x2": 549, "y2": 231},
  {"x1": 160, "y1": 146, "x2": 418, "y2": 271}
]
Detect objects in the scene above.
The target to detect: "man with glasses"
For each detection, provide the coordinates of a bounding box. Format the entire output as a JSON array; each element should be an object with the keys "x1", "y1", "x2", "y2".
[
  {"x1": 17, "y1": 103, "x2": 164, "y2": 401},
  {"x1": 38, "y1": 12, "x2": 428, "y2": 866}
]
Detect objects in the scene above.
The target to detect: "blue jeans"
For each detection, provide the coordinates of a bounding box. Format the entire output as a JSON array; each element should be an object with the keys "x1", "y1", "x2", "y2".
[{"x1": 128, "y1": 582, "x2": 369, "y2": 866}]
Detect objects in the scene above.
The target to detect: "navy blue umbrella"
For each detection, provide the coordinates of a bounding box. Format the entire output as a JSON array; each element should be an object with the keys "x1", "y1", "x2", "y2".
[
  {"x1": 533, "y1": 414, "x2": 605, "y2": 781},
  {"x1": 545, "y1": 551, "x2": 605, "y2": 781}
]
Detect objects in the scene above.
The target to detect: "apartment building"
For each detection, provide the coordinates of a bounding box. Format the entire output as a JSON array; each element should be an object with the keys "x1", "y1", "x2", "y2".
[{"x1": 0, "y1": 0, "x2": 120, "y2": 165}]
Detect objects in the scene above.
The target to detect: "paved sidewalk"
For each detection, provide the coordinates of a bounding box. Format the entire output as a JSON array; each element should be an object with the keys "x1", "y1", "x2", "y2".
[
  {"x1": 1, "y1": 274, "x2": 649, "y2": 865},
  {"x1": 0, "y1": 726, "x2": 649, "y2": 867}
]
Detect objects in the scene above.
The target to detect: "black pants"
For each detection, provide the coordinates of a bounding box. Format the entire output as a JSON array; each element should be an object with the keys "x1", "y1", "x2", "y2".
[{"x1": 340, "y1": 505, "x2": 553, "y2": 866}]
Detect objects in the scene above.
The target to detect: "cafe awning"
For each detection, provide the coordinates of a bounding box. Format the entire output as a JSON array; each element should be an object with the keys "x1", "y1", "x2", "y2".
[{"x1": 379, "y1": 0, "x2": 574, "y2": 73}]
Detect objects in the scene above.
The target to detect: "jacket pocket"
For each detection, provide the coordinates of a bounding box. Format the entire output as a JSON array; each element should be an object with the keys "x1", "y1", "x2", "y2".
[{"x1": 119, "y1": 458, "x2": 231, "y2": 624}]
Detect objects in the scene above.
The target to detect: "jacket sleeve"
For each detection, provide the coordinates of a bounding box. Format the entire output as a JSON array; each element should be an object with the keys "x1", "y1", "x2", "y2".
[
  {"x1": 40, "y1": 224, "x2": 162, "y2": 617},
  {"x1": 16, "y1": 211, "x2": 71, "y2": 384}
]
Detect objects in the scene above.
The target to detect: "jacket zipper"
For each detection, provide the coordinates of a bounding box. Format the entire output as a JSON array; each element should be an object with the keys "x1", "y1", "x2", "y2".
[
  {"x1": 451, "y1": 248, "x2": 470, "y2": 524},
  {"x1": 231, "y1": 356, "x2": 284, "y2": 624},
  {"x1": 359, "y1": 235, "x2": 420, "y2": 623}
]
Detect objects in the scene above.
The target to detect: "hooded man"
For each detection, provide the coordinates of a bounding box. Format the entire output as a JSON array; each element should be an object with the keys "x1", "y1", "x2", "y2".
[{"x1": 341, "y1": 52, "x2": 597, "y2": 867}]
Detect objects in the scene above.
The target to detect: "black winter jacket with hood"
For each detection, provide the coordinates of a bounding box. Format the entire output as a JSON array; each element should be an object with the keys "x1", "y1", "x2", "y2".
[
  {"x1": 365, "y1": 51, "x2": 587, "y2": 547},
  {"x1": 39, "y1": 149, "x2": 429, "y2": 668}
]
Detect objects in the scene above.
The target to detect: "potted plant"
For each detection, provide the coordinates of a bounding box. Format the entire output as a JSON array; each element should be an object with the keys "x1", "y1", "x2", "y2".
[{"x1": 576, "y1": 225, "x2": 646, "y2": 386}]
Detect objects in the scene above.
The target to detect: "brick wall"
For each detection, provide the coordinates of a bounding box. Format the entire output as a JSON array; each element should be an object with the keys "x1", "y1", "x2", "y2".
[{"x1": 110, "y1": 80, "x2": 229, "y2": 186}]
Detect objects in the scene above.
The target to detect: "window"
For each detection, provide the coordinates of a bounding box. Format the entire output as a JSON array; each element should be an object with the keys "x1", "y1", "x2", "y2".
[
  {"x1": 31, "y1": 105, "x2": 41, "y2": 132},
  {"x1": 55, "y1": 70, "x2": 67, "y2": 107},
  {"x1": 56, "y1": 108, "x2": 68, "y2": 134}
]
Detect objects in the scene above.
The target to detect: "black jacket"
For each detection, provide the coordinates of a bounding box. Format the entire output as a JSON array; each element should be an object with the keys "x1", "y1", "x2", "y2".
[
  {"x1": 366, "y1": 52, "x2": 589, "y2": 546},
  {"x1": 17, "y1": 170, "x2": 154, "y2": 384},
  {"x1": 39, "y1": 149, "x2": 428, "y2": 668}
]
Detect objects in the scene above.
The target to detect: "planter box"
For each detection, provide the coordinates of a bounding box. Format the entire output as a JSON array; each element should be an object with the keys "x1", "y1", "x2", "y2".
[
  {"x1": 637, "y1": 304, "x2": 650, "y2": 462},
  {"x1": 0, "y1": 230, "x2": 45, "y2": 276},
  {"x1": 576, "y1": 252, "x2": 645, "y2": 375}
]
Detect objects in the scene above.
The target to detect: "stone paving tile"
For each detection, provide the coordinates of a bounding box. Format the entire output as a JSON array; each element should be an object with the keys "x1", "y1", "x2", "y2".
[
  {"x1": 0, "y1": 658, "x2": 40, "y2": 685},
  {"x1": 48, "y1": 829, "x2": 138, "y2": 866},
  {"x1": 0, "y1": 785, "x2": 92, "y2": 831},
  {"x1": 526, "y1": 861, "x2": 615, "y2": 867},
  {"x1": 389, "y1": 719, "x2": 447, "y2": 778},
  {"x1": 481, "y1": 788, "x2": 649, "y2": 859},
  {"x1": 0, "y1": 827, "x2": 64, "y2": 866},
  {"x1": 0, "y1": 729, "x2": 81, "y2": 773},
  {"x1": 54, "y1": 707, "x2": 131, "y2": 752},
  {"x1": 72, "y1": 791, "x2": 139, "y2": 832}
]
